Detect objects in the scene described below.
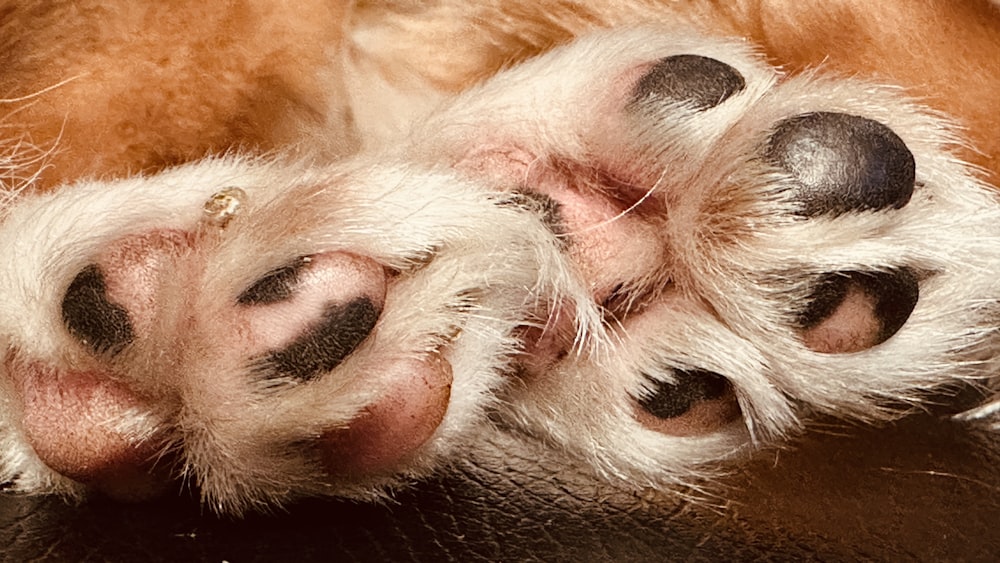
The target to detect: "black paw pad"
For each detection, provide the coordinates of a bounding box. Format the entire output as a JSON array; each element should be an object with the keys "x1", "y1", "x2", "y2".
[
  {"x1": 631, "y1": 54, "x2": 746, "y2": 110},
  {"x1": 61, "y1": 265, "x2": 135, "y2": 355},
  {"x1": 766, "y1": 112, "x2": 915, "y2": 217},
  {"x1": 237, "y1": 257, "x2": 310, "y2": 305},
  {"x1": 258, "y1": 298, "x2": 381, "y2": 382},
  {"x1": 504, "y1": 190, "x2": 566, "y2": 238},
  {"x1": 799, "y1": 268, "x2": 919, "y2": 350},
  {"x1": 636, "y1": 369, "x2": 731, "y2": 419}
]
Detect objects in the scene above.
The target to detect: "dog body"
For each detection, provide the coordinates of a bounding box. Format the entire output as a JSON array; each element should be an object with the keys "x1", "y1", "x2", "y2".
[{"x1": 2, "y1": 0, "x2": 1000, "y2": 513}]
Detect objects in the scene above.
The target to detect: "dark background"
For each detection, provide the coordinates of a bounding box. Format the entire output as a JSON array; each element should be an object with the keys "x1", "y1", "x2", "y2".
[{"x1": 1, "y1": 409, "x2": 998, "y2": 562}]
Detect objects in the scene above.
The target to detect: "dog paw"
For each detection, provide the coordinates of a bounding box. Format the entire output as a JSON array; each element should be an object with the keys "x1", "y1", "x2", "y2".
[
  {"x1": 5, "y1": 26, "x2": 1000, "y2": 512},
  {"x1": 413, "y1": 28, "x2": 1000, "y2": 487},
  {"x1": 0, "y1": 156, "x2": 578, "y2": 513}
]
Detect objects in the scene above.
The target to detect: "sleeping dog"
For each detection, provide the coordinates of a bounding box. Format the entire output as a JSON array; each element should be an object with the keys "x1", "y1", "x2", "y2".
[{"x1": 1, "y1": 1, "x2": 999, "y2": 514}]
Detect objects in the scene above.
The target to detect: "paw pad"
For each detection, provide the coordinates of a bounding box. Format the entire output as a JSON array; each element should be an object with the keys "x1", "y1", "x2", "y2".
[
  {"x1": 631, "y1": 54, "x2": 746, "y2": 110},
  {"x1": 254, "y1": 297, "x2": 381, "y2": 381},
  {"x1": 237, "y1": 256, "x2": 311, "y2": 305},
  {"x1": 636, "y1": 368, "x2": 731, "y2": 419},
  {"x1": 766, "y1": 112, "x2": 915, "y2": 216},
  {"x1": 799, "y1": 269, "x2": 920, "y2": 354},
  {"x1": 634, "y1": 369, "x2": 742, "y2": 436},
  {"x1": 61, "y1": 265, "x2": 135, "y2": 356}
]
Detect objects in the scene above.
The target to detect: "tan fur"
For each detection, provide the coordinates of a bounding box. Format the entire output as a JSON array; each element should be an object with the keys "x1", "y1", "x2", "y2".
[
  {"x1": 4, "y1": 1, "x2": 999, "y2": 189},
  {"x1": 0, "y1": 0, "x2": 356, "y2": 189}
]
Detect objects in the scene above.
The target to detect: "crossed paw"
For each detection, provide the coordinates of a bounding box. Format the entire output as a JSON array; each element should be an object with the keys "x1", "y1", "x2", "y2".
[{"x1": 2, "y1": 28, "x2": 999, "y2": 512}]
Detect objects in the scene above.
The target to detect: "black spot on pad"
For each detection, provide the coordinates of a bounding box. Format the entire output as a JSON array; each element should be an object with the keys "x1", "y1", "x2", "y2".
[
  {"x1": 799, "y1": 268, "x2": 920, "y2": 346},
  {"x1": 61, "y1": 265, "x2": 135, "y2": 355},
  {"x1": 260, "y1": 297, "x2": 380, "y2": 382},
  {"x1": 766, "y1": 112, "x2": 915, "y2": 216},
  {"x1": 631, "y1": 54, "x2": 746, "y2": 110},
  {"x1": 505, "y1": 189, "x2": 565, "y2": 238},
  {"x1": 637, "y1": 369, "x2": 730, "y2": 420},
  {"x1": 238, "y1": 257, "x2": 310, "y2": 305}
]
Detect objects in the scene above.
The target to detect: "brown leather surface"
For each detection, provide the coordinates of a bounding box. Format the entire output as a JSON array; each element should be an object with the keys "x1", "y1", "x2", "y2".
[{"x1": 1, "y1": 408, "x2": 997, "y2": 562}]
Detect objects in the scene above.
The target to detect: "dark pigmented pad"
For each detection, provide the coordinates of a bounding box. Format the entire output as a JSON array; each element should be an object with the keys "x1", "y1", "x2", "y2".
[
  {"x1": 237, "y1": 257, "x2": 310, "y2": 305},
  {"x1": 799, "y1": 269, "x2": 920, "y2": 347},
  {"x1": 636, "y1": 369, "x2": 730, "y2": 419},
  {"x1": 631, "y1": 54, "x2": 746, "y2": 110},
  {"x1": 505, "y1": 189, "x2": 566, "y2": 238},
  {"x1": 259, "y1": 297, "x2": 380, "y2": 381},
  {"x1": 61, "y1": 265, "x2": 135, "y2": 355},
  {"x1": 766, "y1": 112, "x2": 915, "y2": 216}
]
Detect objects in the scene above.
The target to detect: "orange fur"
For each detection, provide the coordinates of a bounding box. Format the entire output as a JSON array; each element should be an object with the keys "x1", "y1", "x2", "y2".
[
  {"x1": 2, "y1": 0, "x2": 999, "y2": 191},
  {"x1": 0, "y1": 0, "x2": 356, "y2": 189}
]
